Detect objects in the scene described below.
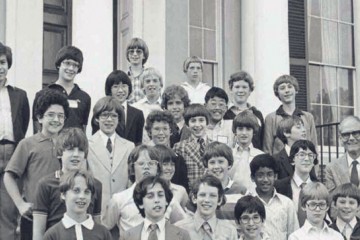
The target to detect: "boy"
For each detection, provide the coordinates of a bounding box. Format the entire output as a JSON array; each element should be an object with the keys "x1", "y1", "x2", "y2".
[
  {"x1": 234, "y1": 195, "x2": 270, "y2": 240},
  {"x1": 121, "y1": 176, "x2": 191, "y2": 240},
  {"x1": 224, "y1": 71, "x2": 264, "y2": 149},
  {"x1": 263, "y1": 74, "x2": 317, "y2": 155},
  {"x1": 33, "y1": 128, "x2": 102, "y2": 240},
  {"x1": 205, "y1": 87, "x2": 234, "y2": 148},
  {"x1": 289, "y1": 182, "x2": 343, "y2": 240},
  {"x1": 43, "y1": 170, "x2": 111, "y2": 240},
  {"x1": 250, "y1": 153, "x2": 299, "y2": 240},
  {"x1": 330, "y1": 183, "x2": 360, "y2": 240},
  {"x1": 173, "y1": 104, "x2": 210, "y2": 188},
  {"x1": 175, "y1": 174, "x2": 237, "y2": 240},
  {"x1": 33, "y1": 46, "x2": 91, "y2": 132},
  {"x1": 4, "y1": 89, "x2": 69, "y2": 239},
  {"x1": 180, "y1": 56, "x2": 210, "y2": 104},
  {"x1": 0, "y1": 42, "x2": 30, "y2": 239}
]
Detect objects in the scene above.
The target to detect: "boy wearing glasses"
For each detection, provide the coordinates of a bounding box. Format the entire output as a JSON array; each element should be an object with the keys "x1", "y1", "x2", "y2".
[
  {"x1": 33, "y1": 45, "x2": 91, "y2": 133},
  {"x1": 289, "y1": 182, "x2": 343, "y2": 240},
  {"x1": 4, "y1": 89, "x2": 69, "y2": 239}
]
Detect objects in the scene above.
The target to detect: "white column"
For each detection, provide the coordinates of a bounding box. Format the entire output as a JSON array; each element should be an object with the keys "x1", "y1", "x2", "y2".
[{"x1": 353, "y1": 0, "x2": 360, "y2": 115}]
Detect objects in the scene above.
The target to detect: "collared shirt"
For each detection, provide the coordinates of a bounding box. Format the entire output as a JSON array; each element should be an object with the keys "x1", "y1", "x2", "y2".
[
  {"x1": 127, "y1": 67, "x2": 145, "y2": 104},
  {"x1": 291, "y1": 173, "x2": 312, "y2": 210},
  {"x1": 239, "y1": 232, "x2": 271, "y2": 240},
  {"x1": 0, "y1": 82, "x2": 14, "y2": 141},
  {"x1": 285, "y1": 144, "x2": 291, "y2": 156},
  {"x1": 62, "y1": 214, "x2": 94, "y2": 240},
  {"x1": 122, "y1": 102, "x2": 128, "y2": 124},
  {"x1": 336, "y1": 216, "x2": 357, "y2": 240},
  {"x1": 141, "y1": 218, "x2": 166, "y2": 240},
  {"x1": 99, "y1": 131, "x2": 116, "y2": 150},
  {"x1": 347, "y1": 152, "x2": 360, "y2": 178},
  {"x1": 289, "y1": 220, "x2": 344, "y2": 240},
  {"x1": 206, "y1": 119, "x2": 234, "y2": 147},
  {"x1": 180, "y1": 81, "x2": 210, "y2": 104},
  {"x1": 177, "y1": 119, "x2": 185, "y2": 131},
  {"x1": 255, "y1": 189, "x2": 299, "y2": 240}
]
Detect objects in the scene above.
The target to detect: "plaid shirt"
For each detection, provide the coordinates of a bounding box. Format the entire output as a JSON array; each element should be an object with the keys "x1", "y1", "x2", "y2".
[
  {"x1": 127, "y1": 68, "x2": 145, "y2": 104},
  {"x1": 173, "y1": 136, "x2": 207, "y2": 188}
]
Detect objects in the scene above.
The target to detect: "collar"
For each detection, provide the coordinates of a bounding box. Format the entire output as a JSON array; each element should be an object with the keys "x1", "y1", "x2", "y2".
[
  {"x1": 194, "y1": 212, "x2": 217, "y2": 232},
  {"x1": 123, "y1": 102, "x2": 128, "y2": 113},
  {"x1": 292, "y1": 172, "x2": 311, "y2": 188},
  {"x1": 99, "y1": 130, "x2": 116, "y2": 146},
  {"x1": 276, "y1": 105, "x2": 303, "y2": 117},
  {"x1": 138, "y1": 97, "x2": 162, "y2": 105},
  {"x1": 55, "y1": 170, "x2": 62, "y2": 179},
  {"x1": 303, "y1": 219, "x2": 330, "y2": 234},
  {"x1": 192, "y1": 135, "x2": 208, "y2": 143},
  {"x1": 255, "y1": 188, "x2": 281, "y2": 204},
  {"x1": 336, "y1": 216, "x2": 357, "y2": 232},
  {"x1": 284, "y1": 144, "x2": 291, "y2": 156},
  {"x1": 224, "y1": 176, "x2": 234, "y2": 191},
  {"x1": 208, "y1": 119, "x2": 224, "y2": 129},
  {"x1": 128, "y1": 66, "x2": 144, "y2": 78},
  {"x1": 236, "y1": 143, "x2": 251, "y2": 153},
  {"x1": 177, "y1": 119, "x2": 185, "y2": 130},
  {"x1": 143, "y1": 217, "x2": 166, "y2": 233},
  {"x1": 35, "y1": 132, "x2": 54, "y2": 143},
  {"x1": 62, "y1": 213, "x2": 94, "y2": 230},
  {"x1": 49, "y1": 83, "x2": 80, "y2": 92},
  {"x1": 347, "y1": 152, "x2": 360, "y2": 167},
  {"x1": 182, "y1": 81, "x2": 208, "y2": 90},
  {"x1": 228, "y1": 102, "x2": 251, "y2": 111},
  {"x1": 0, "y1": 79, "x2": 8, "y2": 88}
]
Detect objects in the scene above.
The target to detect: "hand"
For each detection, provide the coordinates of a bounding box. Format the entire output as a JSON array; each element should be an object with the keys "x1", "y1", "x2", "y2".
[{"x1": 18, "y1": 201, "x2": 33, "y2": 218}]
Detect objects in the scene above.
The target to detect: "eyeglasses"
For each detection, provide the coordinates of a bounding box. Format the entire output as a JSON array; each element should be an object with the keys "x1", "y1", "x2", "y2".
[
  {"x1": 44, "y1": 112, "x2": 66, "y2": 121},
  {"x1": 306, "y1": 202, "x2": 328, "y2": 211},
  {"x1": 128, "y1": 49, "x2": 143, "y2": 55},
  {"x1": 111, "y1": 84, "x2": 129, "y2": 91},
  {"x1": 340, "y1": 131, "x2": 360, "y2": 141},
  {"x1": 134, "y1": 160, "x2": 159, "y2": 168},
  {"x1": 99, "y1": 112, "x2": 118, "y2": 120},
  {"x1": 240, "y1": 215, "x2": 262, "y2": 224},
  {"x1": 62, "y1": 61, "x2": 79, "y2": 69},
  {"x1": 295, "y1": 152, "x2": 316, "y2": 160},
  {"x1": 152, "y1": 127, "x2": 170, "y2": 134}
]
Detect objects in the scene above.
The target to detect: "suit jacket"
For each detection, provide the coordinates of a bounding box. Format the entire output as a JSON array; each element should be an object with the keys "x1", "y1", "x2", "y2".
[
  {"x1": 121, "y1": 221, "x2": 191, "y2": 240},
  {"x1": 87, "y1": 131, "x2": 135, "y2": 214},
  {"x1": 274, "y1": 148, "x2": 293, "y2": 180},
  {"x1": 275, "y1": 175, "x2": 318, "y2": 200},
  {"x1": 325, "y1": 154, "x2": 351, "y2": 193},
  {"x1": 329, "y1": 218, "x2": 360, "y2": 240}
]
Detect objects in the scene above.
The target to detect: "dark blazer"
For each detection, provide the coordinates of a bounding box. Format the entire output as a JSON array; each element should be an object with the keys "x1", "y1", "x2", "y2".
[
  {"x1": 275, "y1": 174, "x2": 318, "y2": 199},
  {"x1": 329, "y1": 218, "x2": 360, "y2": 240},
  {"x1": 7, "y1": 86, "x2": 30, "y2": 143},
  {"x1": 120, "y1": 221, "x2": 191, "y2": 240}
]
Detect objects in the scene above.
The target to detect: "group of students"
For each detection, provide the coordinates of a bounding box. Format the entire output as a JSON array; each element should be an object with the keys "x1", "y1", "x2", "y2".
[{"x1": 0, "y1": 36, "x2": 358, "y2": 240}]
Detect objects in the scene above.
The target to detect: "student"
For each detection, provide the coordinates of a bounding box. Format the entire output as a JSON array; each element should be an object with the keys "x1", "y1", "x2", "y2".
[
  {"x1": 288, "y1": 182, "x2": 343, "y2": 240},
  {"x1": 33, "y1": 46, "x2": 91, "y2": 132},
  {"x1": 4, "y1": 89, "x2": 69, "y2": 239},
  {"x1": 234, "y1": 195, "x2": 270, "y2": 240},
  {"x1": 204, "y1": 87, "x2": 234, "y2": 147},
  {"x1": 87, "y1": 96, "x2": 135, "y2": 217},
  {"x1": 121, "y1": 176, "x2": 191, "y2": 240},
  {"x1": 263, "y1": 74, "x2": 317, "y2": 155},
  {"x1": 250, "y1": 153, "x2": 299, "y2": 240},
  {"x1": 230, "y1": 110, "x2": 264, "y2": 194},
  {"x1": 126, "y1": 38, "x2": 149, "y2": 104},
  {"x1": 161, "y1": 84, "x2": 192, "y2": 146},
  {"x1": 180, "y1": 56, "x2": 210, "y2": 104},
  {"x1": 33, "y1": 128, "x2": 102, "y2": 240},
  {"x1": 224, "y1": 71, "x2": 264, "y2": 149},
  {"x1": 173, "y1": 104, "x2": 210, "y2": 188},
  {"x1": 43, "y1": 170, "x2": 111, "y2": 240},
  {"x1": 329, "y1": 183, "x2": 360, "y2": 240},
  {"x1": 175, "y1": 174, "x2": 237, "y2": 240},
  {"x1": 0, "y1": 42, "x2": 30, "y2": 239}
]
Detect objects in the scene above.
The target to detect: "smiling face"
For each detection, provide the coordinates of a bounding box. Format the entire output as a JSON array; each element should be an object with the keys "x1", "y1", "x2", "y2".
[
  {"x1": 58, "y1": 59, "x2": 79, "y2": 82},
  {"x1": 339, "y1": 118, "x2": 360, "y2": 157},
  {"x1": 0, "y1": 55, "x2": 9, "y2": 84},
  {"x1": 140, "y1": 183, "x2": 168, "y2": 222},
  {"x1": 97, "y1": 110, "x2": 119, "y2": 137},
  {"x1": 134, "y1": 150, "x2": 159, "y2": 182},
  {"x1": 143, "y1": 75, "x2": 162, "y2": 100},
  {"x1": 61, "y1": 147, "x2": 86, "y2": 173},
  {"x1": 186, "y1": 62, "x2": 202, "y2": 85},
  {"x1": 207, "y1": 156, "x2": 230, "y2": 183},
  {"x1": 253, "y1": 167, "x2": 276, "y2": 196},
  {"x1": 239, "y1": 211, "x2": 264, "y2": 240},
  {"x1": 235, "y1": 126, "x2": 254, "y2": 148},
  {"x1": 161, "y1": 161, "x2": 175, "y2": 181},
  {"x1": 192, "y1": 183, "x2": 221, "y2": 220},
  {"x1": 111, "y1": 83, "x2": 129, "y2": 104},
  {"x1": 167, "y1": 95, "x2": 185, "y2": 122},
  {"x1": 293, "y1": 148, "x2": 315, "y2": 176},
  {"x1": 205, "y1": 96, "x2": 227, "y2": 124},
  {"x1": 150, "y1": 121, "x2": 171, "y2": 146},
  {"x1": 335, "y1": 196, "x2": 360, "y2": 223},
  {"x1": 277, "y1": 83, "x2": 297, "y2": 104},
  {"x1": 128, "y1": 48, "x2": 145, "y2": 66},
  {"x1": 188, "y1": 116, "x2": 207, "y2": 138},
  {"x1": 231, "y1": 80, "x2": 251, "y2": 105},
  {"x1": 286, "y1": 122, "x2": 307, "y2": 143},
  {"x1": 38, "y1": 104, "x2": 65, "y2": 137}
]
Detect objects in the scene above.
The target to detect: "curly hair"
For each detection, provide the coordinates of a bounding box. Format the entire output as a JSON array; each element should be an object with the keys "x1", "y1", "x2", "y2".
[
  {"x1": 161, "y1": 85, "x2": 190, "y2": 109},
  {"x1": 34, "y1": 89, "x2": 69, "y2": 119},
  {"x1": 145, "y1": 110, "x2": 175, "y2": 139}
]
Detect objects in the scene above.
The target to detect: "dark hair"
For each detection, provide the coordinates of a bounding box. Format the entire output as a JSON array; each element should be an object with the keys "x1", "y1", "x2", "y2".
[
  {"x1": 145, "y1": 110, "x2": 175, "y2": 139},
  {"x1": 276, "y1": 116, "x2": 304, "y2": 144},
  {"x1": 250, "y1": 154, "x2": 279, "y2": 178},
  {"x1": 105, "y1": 70, "x2": 132, "y2": 97},
  {"x1": 126, "y1": 38, "x2": 149, "y2": 65},
  {"x1": 153, "y1": 145, "x2": 177, "y2": 164},
  {"x1": 133, "y1": 176, "x2": 173, "y2": 218},
  {"x1": 202, "y1": 142, "x2": 234, "y2": 168},
  {"x1": 289, "y1": 140, "x2": 318, "y2": 165},
  {"x1": 59, "y1": 169, "x2": 96, "y2": 195},
  {"x1": 228, "y1": 71, "x2": 254, "y2": 91},
  {"x1": 234, "y1": 195, "x2": 266, "y2": 224},
  {"x1": 0, "y1": 42, "x2": 13, "y2": 69},
  {"x1": 184, "y1": 104, "x2": 210, "y2": 126},
  {"x1": 56, "y1": 128, "x2": 89, "y2": 158},
  {"x1": 232, "y1": 110, "x2": 260, "y2": 134},
  {"x1": 204, "y1": 87, "x2": 229, "y2": 104},
  {"x1": 92, "y1": 96, "x2": 125, "y2": 124},
  {"x1": 55, "y1": 46, "x2": 84, "y2": 73},
  {"x1": 183, "y1": 56, "x2": 203, "y2": 72},
  {"x1": 34, "y1": 89, "x2": 69, "y2": 119},
  {"x1": 161, "y1": 85, "x2": 191, "y2": 109},
  {"x1": 273, "y1": 75, "x2": 299, "y2": 99},
  {"x1": 332, "y1": 183, "x2": 360, "y2": 206}
]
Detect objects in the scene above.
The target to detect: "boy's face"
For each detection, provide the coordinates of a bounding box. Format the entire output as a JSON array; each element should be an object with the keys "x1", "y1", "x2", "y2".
[
  {"x1": 143, "y1": 75, "x2": 161, "y2": 99},
  {"x1": 303, "y1": 199, "x2": 328, "y2": 226},
  {"x1": 161, "y1": 161, "x2": 175, "y2": 181},
  {"x1": 231, "y1": 80, "x2": 251, "y2": 105},
  {"x1": 0, "y1": 54, "x2": 9, "y2": 82},
  {"x1": 151, "y1": 121, "x2": 171, "y2": 146},
  {"x1": 253, "y1": 167, "x2": 277, "y2": 195},
  {"x1": 192, "y1": 183, "x2": 222, "y2": 220},
  {"x1": 97, "y1": 110, "x2": 118, "y2": 137},
  {"x1": 140, "y1": 183, "x2": 168, "y2": 222},
  {"x1": 294, "y1": 148, "x2": 315, "y2": 175},
  {"x1": 62, "y1": 147, "x2": 86, "y2": 172},
  {"x1": 58, "y1": 59, "x2": 79, "y2": 82},
  {"x1": 167, "y1": 95, "x2": 185, "y2": 122},
  {"x1": 286, "y1": 122, "x2": 306, "y2": 142},
  {"x1": 186, "y1": 62, "x2": 202, "y2": 84},
  {"x1": 128, "y1": 48, "x2": 144, "y2": 66},
  {"x1": 111, "y1": 83, "x2": 129, "y2": 104},
  {"x1": 134, "y1": 150, "x2": 159, "y2": 182},
  {"x1": 236, "y1": 126, "x2": 254, "y2": 147},
  {"x1": 188, "y1": 116, "x2": 207, "y2": 138},
  {"x1": 335, "y1": 196, "x2": 360, "y2": 223},
  {"x1": 38, "y1": 104, "x2": 65, "y2": 137},
  {"x1": 239, "y1": 211, "x2": 264, "y2": 240},
  {"x1": 207, "y1": 156, "x2": 230, "y2": 183},
  {"x1": 205, "y1": 96, "x2": 227, "y2": 124},
  {"x1": 277, "y1": 82, "x2": 296, "y2": 104}
]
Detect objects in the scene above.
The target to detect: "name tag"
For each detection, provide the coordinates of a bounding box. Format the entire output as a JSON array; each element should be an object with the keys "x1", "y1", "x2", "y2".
[
  {"x1": 68, "y1": 99, "x2": 79, "y2": 108},
  {"x1": 217, "y1": 135, "x2": 228, "y2": 144}
]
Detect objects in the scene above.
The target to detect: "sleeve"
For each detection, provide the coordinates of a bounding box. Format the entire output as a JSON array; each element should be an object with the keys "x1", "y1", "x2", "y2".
[
  {"x1": 136, "y1": 111, "x2": 145, "y2": 146},
  {"x1": 173, "y1": 155, "x2": 190, "y2": 193},
  {"x1": 287, "y1": 200, "x2": 300, "y2": 239},
  {"x1": 263, "y1": 114, "x2": 274, "y2": 155},
  {"x1": 102, "y1": 196, "x2": 121, "y2": 230},
  {"x1": 307, "y1": 113, "x2": 318, "y2": 147},
  {"x1": 93, "y1": 179, "x2": 103, "y2": 216},
  {"x1": 324, "y1": 164, "x2": 336, "y2": 193},
  {"x1": 5, "y1": 139, "x2": 30, "y2": 177},
  {"x1": 21, "y1": 91, "x2": 30, "y2": 136},
  {"x1": 33, "y1": 179, "x2": 50, "y2": 213}
]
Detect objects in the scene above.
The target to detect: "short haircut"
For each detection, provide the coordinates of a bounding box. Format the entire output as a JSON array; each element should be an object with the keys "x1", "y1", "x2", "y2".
[
  {"x1": 34, "y1": 89, "x2": 69, "y2": 119},
  {"x1": 332, "y1": 183, "x2": 360, "y2": 206},
  {"x1": 273, "y1": 75, "x2": 300, "y2": 99},
  {"x1": 184, "y1": 104, "x2": 210, "y2": 126},
  {"x1": 228, "y1": 71, "x2": 255, "y2": 91},
  {"x1": 0, "y1": 42, "x2": 13, "y2": 69},
  {"x1": 202, "y1": 141, "x2": 234, "y2": 168},
  {"x1": 127, "y1": 145, "x2": 161, "y2": 183},
  {"x1": 204, "y1": 87, "x2": 229, "y2": 104},
  {"x1": 339, "y1": 115, "x2": 360, "y2": 134},
  {"x1": 126, "y1": 38, "x2": 149, "y2": 65},
  {"x1": 161, "y1": 85, "x2": 191, "y2": 109},
  {"x1": 59, "y1": 169, "x2": 96, "y2": 196},
  {"x1": 183, "y1": 56, "x2": 203, "y2": 72},
  {"x1": 56, "y1": 127, "x2": 89, "y2": 158},
  {"x1": 276, "y1": 116, "x2": 304, "y2": 144},
  {"x1": 133, "y1": 176, "x2": 173, "y2": 218},
  {"x1": 232, "y1": 110, "x2": 260, "y2": 134},
  {"x1": 234, "y1": 195, "x2": 266, "y2": 224},
  {"x1": 300, "y1": 182, "x2": 330, "y2": 208},
  {"x1": 289, "y1": 140, "x2": 318, "y2": 165},
  {"x1": 153, "y1": 145, "x2": 177, "y2": 164},
  {"x1": 145, "y1": 110, "x2": 175, "y2": 139},
  {"x1": 55, "y1": 46, "x2": 84, "y2": 73},
  {"x1": 140, "y1": 67, "x2": 164, "y2": 89},
  {"x1": 105, "y1": 70, "x2": 132, "y2": 97},
  {"x1": 250, "y1": 154, "x2": 279, "y2": 178},
  {"x1": 92, "y1": 96, "x2": 125, "y2": 123}
]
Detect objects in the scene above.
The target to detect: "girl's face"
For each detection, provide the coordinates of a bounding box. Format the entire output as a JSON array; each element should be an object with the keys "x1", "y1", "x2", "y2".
[{"x1": 161, "y1": 161, "x2": 175, "y2": 181}]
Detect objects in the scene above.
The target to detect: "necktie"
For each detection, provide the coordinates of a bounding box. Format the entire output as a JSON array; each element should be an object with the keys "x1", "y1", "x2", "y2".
[
  {"x1": 342, "y1": 222, "x2": 351, "y2": 240},
  {"x1": 198, "y1": 138, "x2": 205, "y2": 156},
  {"x1": 202, "y1": 222, "x2": 213, "y2": 240},
  {"x1": 351, "y1": 161, "x2": 359, "y2": 187},
  {"x1": 148, "y1": 223, "x2": 158, "y2": 240},
  {"x1": 106, "y1": 138, "x2": 112, "y2": 153},
  {"x1": 297, "y1": 182, "x2": 307, "y2": 227}
]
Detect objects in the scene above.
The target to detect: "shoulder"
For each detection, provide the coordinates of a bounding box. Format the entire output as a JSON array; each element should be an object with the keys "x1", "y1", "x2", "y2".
[
  {"x1": 166, "y1": 223, "x2": 191, "y2": 239},
  {"x1": 73, "y1": 84, "x2": 90, "y2": 97},
  {"x1": 174, "y1": 217, "x2": 194, "y2": 227},
  {"x1": 44, "y1": 221, "x2": 65, "y2": 238},
  {"x1": 264, "y1": 111, "x2": 277, "y2": 122},
  {"x1": 7, "y1": 85, "x2": 27, "y2": 95},
  {"x1": 115, "y1": 135, "x2": 135, "y2": 147},
  {"x1": 327, "y1": 155, "x2": 346, "y2": 168}
]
